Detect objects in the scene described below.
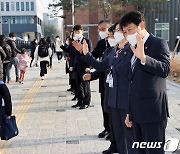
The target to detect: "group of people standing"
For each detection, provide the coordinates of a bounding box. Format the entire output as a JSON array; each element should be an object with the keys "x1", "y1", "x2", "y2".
[
  {"x1": 0, "y1": 10, "x2": 170, "y2": 154},
  {"x1": 64, "y1": 11, "x2": 170, "y2": 154}
]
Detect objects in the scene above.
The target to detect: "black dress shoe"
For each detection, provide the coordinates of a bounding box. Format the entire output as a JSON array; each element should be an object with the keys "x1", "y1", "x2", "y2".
[
  {"x1": 105, "y1": 133, "x2": 110, "y2": 140},
  {"x1": 79, "y1": 105, "x2": 89, "y2": 110},
  {"x1": 71, "y1": 97, "x2": 76, "y2": 101},
  {"x1": 67, "y1": 88, "x2": 72, "y2": 91},
  {"x1": 102, "y1": 148, "x2": 118, "y2": 154},
  {"x1": 98, "y1": 130, "x2": 109, "y2": 138},
  {"x1": 71, "y1": 104, "x2": 80, "y2": 108}
]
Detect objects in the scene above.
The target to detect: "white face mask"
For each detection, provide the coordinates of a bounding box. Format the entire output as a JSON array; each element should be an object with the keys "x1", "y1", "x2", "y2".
[
  {"x1": 108, "y1": 38, "x2": 116, "y2": 47},
  {"x1": 35, "y1": 40, "x2": 38, "y2": 44},
  {"x1": 74, "y1": 34, "x2": 82, "y2": 40},
  {"x1": 126, "y1": 32, "x2": 138, "y2": 46},
  {"x1": 66, "y1": 40, "x2": 69, "y2": 45},
  {"x1": 13, "y1": 37, "x2": 16, "y2": 41},
  {"x1": 114, "y1": 32, "x2": 124, "y2": 43},
  {"x1": 56, "y1": 38, "x2": 60, "y2": 41},
  {"x1": 99, "y1": 31, "x2": 108, "y2": 39}
]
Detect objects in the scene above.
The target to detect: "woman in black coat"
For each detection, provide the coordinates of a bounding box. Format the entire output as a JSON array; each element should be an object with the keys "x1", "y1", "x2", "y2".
[{"x1": 30, "y1": 39, "x2": 38, "y2": 67}]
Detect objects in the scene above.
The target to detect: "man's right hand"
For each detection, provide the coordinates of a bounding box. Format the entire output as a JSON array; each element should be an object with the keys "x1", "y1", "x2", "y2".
[
  {"x1": 83, "y1": 73, "x2": 91, "y2": 81},
  {"x1": 125, "y1": 114, "x2": 132, "y2": 128}
]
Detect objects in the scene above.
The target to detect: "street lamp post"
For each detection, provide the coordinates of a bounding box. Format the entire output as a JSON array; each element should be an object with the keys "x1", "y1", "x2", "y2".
[{"x1": 72, "y1": 0, "x2": 75, "y2": 26}]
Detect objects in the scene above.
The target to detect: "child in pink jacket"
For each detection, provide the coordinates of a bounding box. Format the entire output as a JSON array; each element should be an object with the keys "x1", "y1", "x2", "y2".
[{"x1": 17, "y1": 48, "x2": 29, "y2": 84}]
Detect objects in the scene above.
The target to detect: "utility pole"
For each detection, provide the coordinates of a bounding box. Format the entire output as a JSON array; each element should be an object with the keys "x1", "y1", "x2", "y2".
[
  {"x1": 0, "y1": 2, "x2": 2, "y2": 35},
  {"x1": 72, "y1": 0, "x2": 75, "y2": 26}
]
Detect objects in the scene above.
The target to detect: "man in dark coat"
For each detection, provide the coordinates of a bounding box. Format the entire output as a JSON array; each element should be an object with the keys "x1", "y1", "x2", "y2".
[{"x1": 123, "y1": 11, "x2": 170, "y2": 154}]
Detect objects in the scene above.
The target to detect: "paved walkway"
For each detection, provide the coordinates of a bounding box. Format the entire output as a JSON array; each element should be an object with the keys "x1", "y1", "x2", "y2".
[{"x1": 0, "y1": 57, "x2": 180, "y2": 154}]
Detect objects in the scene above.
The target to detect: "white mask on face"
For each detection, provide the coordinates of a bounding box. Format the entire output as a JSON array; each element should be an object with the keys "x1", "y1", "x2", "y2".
[
  {"x1": 66, "y1": 40, "x2": 69, "y2": 45},
  {"x1": 74, "y1": 34, "x2": 82, "y2": 40},
  {"x1": 13, "y1": 37, "x2": 16, "y2": 41},
  {"x1": 108, "y1": 38, "x2": 116, "y2": 47},
  {"x1": 114, "y1": 32, "x2": 124, "y2": 43},
  {"x1": 56, "y1": 38, "x2": 60, "y2": 41},
  {"x1": 126, "y1": 32, "x2": 138, "y2": 46},
  {"x1": 99, "y1": 31, "x2": 108, "y2": 39}
]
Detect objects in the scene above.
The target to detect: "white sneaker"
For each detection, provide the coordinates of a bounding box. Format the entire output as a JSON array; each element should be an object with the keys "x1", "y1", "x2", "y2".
[
  {"x1": 21, "y1": 81, "x2": 24, "y2": 84},
  {"x1": 41, "y1": 76, "x2": 44, "y2": 80},
  {"x1": 58, "y1": 60, "x2": 60, "y2": 63}
]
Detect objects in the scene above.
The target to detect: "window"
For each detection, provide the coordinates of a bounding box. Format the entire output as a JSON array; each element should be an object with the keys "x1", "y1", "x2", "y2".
[
  {"x1": 26, "y1": 2, "x2": 29, "y2": 11},
  {"x1": 6, "y1": 2, "x2": 10, "y2": 11},
  {"x1": 155, "y1": 23, "x2": 169, "y2": 41},
  {"x1": 1, "y1": 2, "x2": 4, "y2": 11},
  {"x1": 11, "y1": 2, "x2": 15, "y2": 11},
  {"x1": 21, "y1": 2, "x2": 24, "y2": 11},
  {"x1": 83, "y1": 26, "x2": 89, "y2": 39},
  {"x1": 16, "y1": 2, "x2": 20, "y2": 11},
  {"x1": 31, "y1": 2, "x2": 34, "y2": 11}
]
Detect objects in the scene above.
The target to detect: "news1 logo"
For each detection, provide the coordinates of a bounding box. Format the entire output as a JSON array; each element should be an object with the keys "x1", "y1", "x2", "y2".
[{"x1": 132, "y1": 138, "x2": 179, "y2": 152}]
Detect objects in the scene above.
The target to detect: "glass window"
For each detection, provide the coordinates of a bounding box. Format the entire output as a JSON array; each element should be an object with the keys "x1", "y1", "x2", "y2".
[
  {"x1": 31, "y1": 2, "x2": 34, "y2": 11},
  {"x1": 83, "y1": 26, "x2": 89, "y2": 39},
  {"x1": 21, "y1": 2, "x2": 24, "y2": 11},
  {"x1": 1, "y1": 2, "x2": 4, "y2": 11},
  {"x1": 6, "y1": 2, "x2": 10, "y2": 11},
  {"x1": 16, "y1": 2, "x2": 20, "y2": 11},
  {"x1": 155, "y1": 23, "x2": 169, "y2": 41},
  {"x1": 11, "y1": 2, "x2": 15, "y2": 11},
  {"x1": 26, "y1": 2, "x2": 29, "y2": 11}
]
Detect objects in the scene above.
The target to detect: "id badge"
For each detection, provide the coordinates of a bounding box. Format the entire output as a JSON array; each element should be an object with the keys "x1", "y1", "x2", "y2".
[
  {"x1": 109, "y1": 75, "x2": 113, "y2": 88},
  {"x1": 106, "y1": 74, "x2": 110, "y2": 83}
]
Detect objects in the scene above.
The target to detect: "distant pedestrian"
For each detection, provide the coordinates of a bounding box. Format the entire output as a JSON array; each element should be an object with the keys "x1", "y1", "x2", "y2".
[
  {"x1": 17, "y1": 48, "x2": 29, "y2": 84},
  {"x1": 55, "y1": 36, "x2": 64, "y2": 63},
  {"x1": 30, "y1": 39, "x2": 38, "y2": 67},
  {"x1": 174, "y1": 36, "x2": 180, "y2": 54},
  {"x1": 0, "y1": 35, "x2": 12, "y2": 83},
  {"x1": 33, "y1": 38, "x2": 52, "y2": 80},
  {"x1": 46, "y1": 37, "x2": 55, "y2": 68},
  {"x1": 6, "y1": 33, "x2": 21, "y2": 83}
]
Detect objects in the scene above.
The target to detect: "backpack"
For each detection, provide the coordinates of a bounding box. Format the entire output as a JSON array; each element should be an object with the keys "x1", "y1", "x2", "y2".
[
  {"x1": 38, "y1": 45, "x2": 49, "y2": 58},
  {"x1": 18, "y1": 55, "x2": 28, "y2": 70}
]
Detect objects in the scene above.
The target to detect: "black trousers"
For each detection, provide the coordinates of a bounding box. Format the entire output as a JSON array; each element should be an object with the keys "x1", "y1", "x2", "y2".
[
  {"x1": 49, "y1": 55, "x2": 53, "y2": 68},
  {"x1": 30, "y1": 55, "x2": 34, "y2": 67},
  {"x1": 78, "y1": 80, "x2": 91, "y2": 106},
  {"x1": 100, "y1": 92, "x2": 110, "y2": 132},
  {"x1": 40, "y1": 61, "x2": 48, "y2": 77},
  {"x1": 108, "y1": 110, "x2": 117, "y2": 150},
  {"x1": 132, "y1": 120, "x2": 167, "y2": 154},
  {"x1": 110, "y1": 107, "x2": 134, "y2": 154},
  {"x1": 56, "y1": 52, "x2": 63, "y2": 60},
  {"x1": 3, "y1": 63, "x2": 9, "y2": 83}
]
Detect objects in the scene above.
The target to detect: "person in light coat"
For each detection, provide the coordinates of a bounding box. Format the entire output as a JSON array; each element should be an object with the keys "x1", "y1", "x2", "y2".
[{"x1": 33, "y1": 38, "x2": 52, "y2": 80}]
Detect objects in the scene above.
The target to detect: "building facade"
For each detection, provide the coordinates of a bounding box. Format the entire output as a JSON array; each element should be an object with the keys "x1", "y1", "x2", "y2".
[
  {"x1": 64, "y1": 0, "x2": 180, "y2": 51},
  {"x1": 146, "y1": 0, "x2": 180, "y2": 50},
  {"x1": 0, "y1": 0, "x2": 43, "y2": 41},
  {"x1": 64, "y1": 0, "x2": 124, "y2": 49}
]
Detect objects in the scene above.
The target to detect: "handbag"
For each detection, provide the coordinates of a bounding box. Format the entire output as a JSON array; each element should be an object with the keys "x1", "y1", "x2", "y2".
[{"x1": 1, "y1": 107, "x2": 19, "y2": 140}]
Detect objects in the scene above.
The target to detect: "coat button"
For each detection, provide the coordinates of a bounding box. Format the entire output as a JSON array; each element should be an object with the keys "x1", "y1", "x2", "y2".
[{"x1": 130, "y1": 81, "x2": 133, "y2": 84}]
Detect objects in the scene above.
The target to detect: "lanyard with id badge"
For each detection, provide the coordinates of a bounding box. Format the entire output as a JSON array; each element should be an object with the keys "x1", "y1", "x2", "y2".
[{"x1": 106, "y1": 66, "x2": 113, "y2": 88}]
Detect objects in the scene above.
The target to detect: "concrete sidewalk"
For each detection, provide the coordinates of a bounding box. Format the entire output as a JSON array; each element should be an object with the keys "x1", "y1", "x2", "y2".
[{"x1": 0, "y1": 57, "x2": 180, "y2": 154}]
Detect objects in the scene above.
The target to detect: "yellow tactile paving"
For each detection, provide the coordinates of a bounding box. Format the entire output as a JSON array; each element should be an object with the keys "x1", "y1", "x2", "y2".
[{"x1": 0, "y1": 79, "x2": 43, "y2": 154}]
